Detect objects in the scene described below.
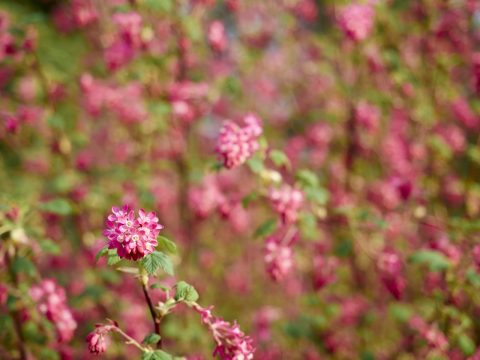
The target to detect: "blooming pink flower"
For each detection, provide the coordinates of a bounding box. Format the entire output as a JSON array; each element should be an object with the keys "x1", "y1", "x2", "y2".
[
  {"x1": 72, "y1": 0, "x2": 98, "y2": 27},
  {"x1": 208, "y1": 21, "x2": 228, "y2": 52},
  {"x1": 30, "y1": 279, "x2": 77, "y2": 342},
  {"x1": 103, "y1": 205, "x2": 163, "y2": 260},
  {"x1": 377, "y1": 249, "x2": 406, "y2": 299},
  {"x1": 337, "y1": 3, "x2": 375, "y2": 42},
  {"x1": 264, "y1": 235, "x2": 294, "y2": 282},
  {"x1": 216, "y1": 114, "x2": 263, "y2": 169},
  {"x1": 312, "y1": 255, "x2": 338, "y2": 290},
  {"x1": 355, "y1": 101, "x2": 380, "y2": 132},
  {"x1": 268, "y1": 185, "x2": 304, "y2": 224},
  {"x1": 193, "y1": 303, "x2": 255, "y2": 360},
  {"x1": 409, "y1": 316, "x2": 448, "y2": 351},
  {"x1": 86, "y1": 324, "x2": 114, "y2": 354}
]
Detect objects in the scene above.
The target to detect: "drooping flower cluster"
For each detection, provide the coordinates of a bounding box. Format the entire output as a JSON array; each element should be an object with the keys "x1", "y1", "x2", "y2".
[
  {"x1": 409, "y1": 316, "x2": 448, "y2": 351},
  {"x1": 268, "y1": 185, "x2": 304, "y2": 224},
  {"x1": 377, "y1": 249, "x2": 406, "y2": 299},
  {"x1": 103, "y1": 206, "x2": 163, "y2": 260},
  {"x1": 105, "y1": 12, "x2": 145, "y2": 71},
  {"x1": 264, "y1": 234, "x2": 294, "y2": 282},
  {"x1": 337, "y1": 3, "x2": 375, "y2": 42},
  {"x1": 29, "y1": 279, "x2": 77, "y2": 342},
  {"x1": 312, "y1": 255, "x2": 338, "y2": 291},
  {"x1": 86, "y1": 324, "x2": 114, "y2": 354},
  {"x1": 80, "y1": 74, "x2": 147, "y2": 123},
  {"x1": 193, "y1": 303, "x2": 255, "y2": 360},
  {"x1": 208, "y1": 20, "x2": 228, "y2": 53},
  {"x1": 216, "y1": 114, "x2": 263, "y2": 169}
]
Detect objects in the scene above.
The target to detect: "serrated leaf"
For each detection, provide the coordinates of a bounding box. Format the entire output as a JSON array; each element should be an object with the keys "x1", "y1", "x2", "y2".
[
  {"x1": 157, "y1": 236, "x2": 177, "y2": 254},
  {"x1": 254, "y1": 219, "x2": 277, "y2": 238},
  {"x1": 409, "y1": 250, "x2": 451, "y2": 272},
  {"x1": 142, "y1": 333, "x2": 161, "y2": 345},
  {"x1": 174, "y1": 281, "x2": 199, "y2": 302},
  {"x1": 141, "y1": 251, "x2": 174, "y2": 276},
  {"x1": 95, "y1": 246, "x2": 109, "y2": 264},
  {"x1": 107, "y1": 249, "x2": 121, "y2": 266},
  {"x1": 39, "y1": 198, "x2": 72, "y2": 215}
]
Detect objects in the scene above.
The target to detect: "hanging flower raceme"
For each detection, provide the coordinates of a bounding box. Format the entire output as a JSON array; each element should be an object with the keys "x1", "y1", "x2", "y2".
[
  {"x1": 29, "y1": 279, "x2": 77, "y2": 343},
  {"x1": 86, "y1": 324, "x2": 114, "y2": 354},
  {"x1": 216, "y1": 113, "x2": 263, "y2": 169},
  {"x1": 103, "y1": 205, "x2": 163, "y2": 260},
  {"x1": 208, "y1": 20, "x2": 228, "y2": 52},
  {"x1": 264, "y1": 234, "x2": 294, "y2": 282},
  {"x1": 268, "y1": 185, "x2": 304, "y2": 224},
  {"x1": 193, "y1": 303, "x2": 255, "y2": 360},
  {"x1": 377, "y1": 249, "x2": 406, "y2": 299},
  {"x1": 337, "y1": 3, "x2": 375, "y2": 42}
]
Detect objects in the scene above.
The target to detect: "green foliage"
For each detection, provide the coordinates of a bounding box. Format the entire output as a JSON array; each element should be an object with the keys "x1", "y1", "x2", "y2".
[
  {"x1": 141, "y1": 350, "x2": 173, "y2": 360},
  {"x1": 157, "y1": 236, "x2": 177, "y2": 254},
  {"x1": 141, "y1": 251, "x2": 174, "y2": 276},
  {"x1": 107, "y1": 249, "x2": 121, "y2": 266},
  {"x1": 174, "y1": 281, "x2": 199, "y2": 302},
  {"x1": 38, "y1": 198, "x2": 72, "y2": 215},
  {"x1": 409, "y1": 250, "x2": 451, "y2": 272},
  {"x1": 142, "y1": 333, "x2": 162, "y2": 345},
  {"x1": 254, "y1": 219, "x2": 277, "y2": 238}
]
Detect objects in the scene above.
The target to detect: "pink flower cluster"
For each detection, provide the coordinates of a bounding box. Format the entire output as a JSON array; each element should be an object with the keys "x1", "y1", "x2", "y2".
[
  {"x1": 312, "y1": 255, "x2": 338, "y2": 290},
  {"x1": 103, "y1": 205, "x2": 163, "y2": 260},
  {"x1": 409, "y1": 316, "x2": 448, "y2": 351},
  {"x1": 86, "y1": 324, "x2": 114, "y2": 354},
  {"x1": 193, "y1": 303, "x2": 255, "y2": 360},
  {"x1": 264, "y1": 235, "x2": 294, "y2": 282},
  {"x1": 337, "y1": 3, "x2": 375, "y2": 42},
  {"x1": 216, "y1": 114, "x2": 263, "y2": 169},
  {"x1": 268, "y1": 185, "x2": 304, "y2": 224},
  {"x1": 29, "y1": 279, "x2": 77, "y2": 342},
  {"x1": 80, "y1": 74, "x2": 147, "y2": 123},
  {"x1": 105, "y1": 12, "x2": 145, "y2": 71},
  {"x1": 377, "y1": 249, "x2": 406, "y2": 299},
  {"x1": 208, "y1": 20, "x2": 228, "y2": 53},
  {"x1": 355, "y1": 100, "x2": 380, "y2": 133}
]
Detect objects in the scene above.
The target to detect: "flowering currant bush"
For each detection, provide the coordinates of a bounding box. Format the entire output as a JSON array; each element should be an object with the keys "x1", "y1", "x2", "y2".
[{"x1": 2, "y1": 0, "x2": 480, "y2": 359}]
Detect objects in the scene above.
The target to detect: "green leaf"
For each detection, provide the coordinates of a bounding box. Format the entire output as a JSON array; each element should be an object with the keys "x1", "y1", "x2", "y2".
[
  {"x1": 174, "y1": 281, "x2": 199, "y2": 302},
  {"x1": 246, "y1": 157, "x2": 264, "y2": 174},
  {"x1": 157, "y1": 236, "x2": 177, "y2": 254},
  {"x1": 142, "y1": 350, "x2": 173, "y2": 360},
  {"x1": 39, "y1": 198, "x2": 72, "y2": 215},
  {"x1": 304, "y1": 186, "x2": 329, "y2": 205},
  {"x1": 141, "y1": 251, "x2": 174, "y2": 276},
  {"x1": 270, "y1": 150, "x2": 290, "y2": 167},
  {"x1": 12, "y1": 257, "x2": 36, "y2": 276},
  {"x1": 409, "y1": 250, "x2": 451, "y2": 272},
  {"x1": 107, "y1": 249, "x2": 121, "y2": 266},
  {"x1": 241, "y1": 192, "x2": 259, "y2": 208},
  {"x1": 254, "y1": 219, "x2": 277, "y2": 238},
  {"x1": 466, "y1": 268, "x2": 480, "y2": 287},
  {"x1": 458, "y1": 334, "x2": 475, "y2": 356},
  {"x1": 95, "y1": 246, "x2": 109, "y2": 263},
  {"x1": 142, "y1": 333, "x2": 161, "y2": 345},
  {"x1": 296, "y1": 170, "x2": 319, "y2": 188},
  {"x1": 39, "y1": 239, "x2": 61, "y2": 255}
]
